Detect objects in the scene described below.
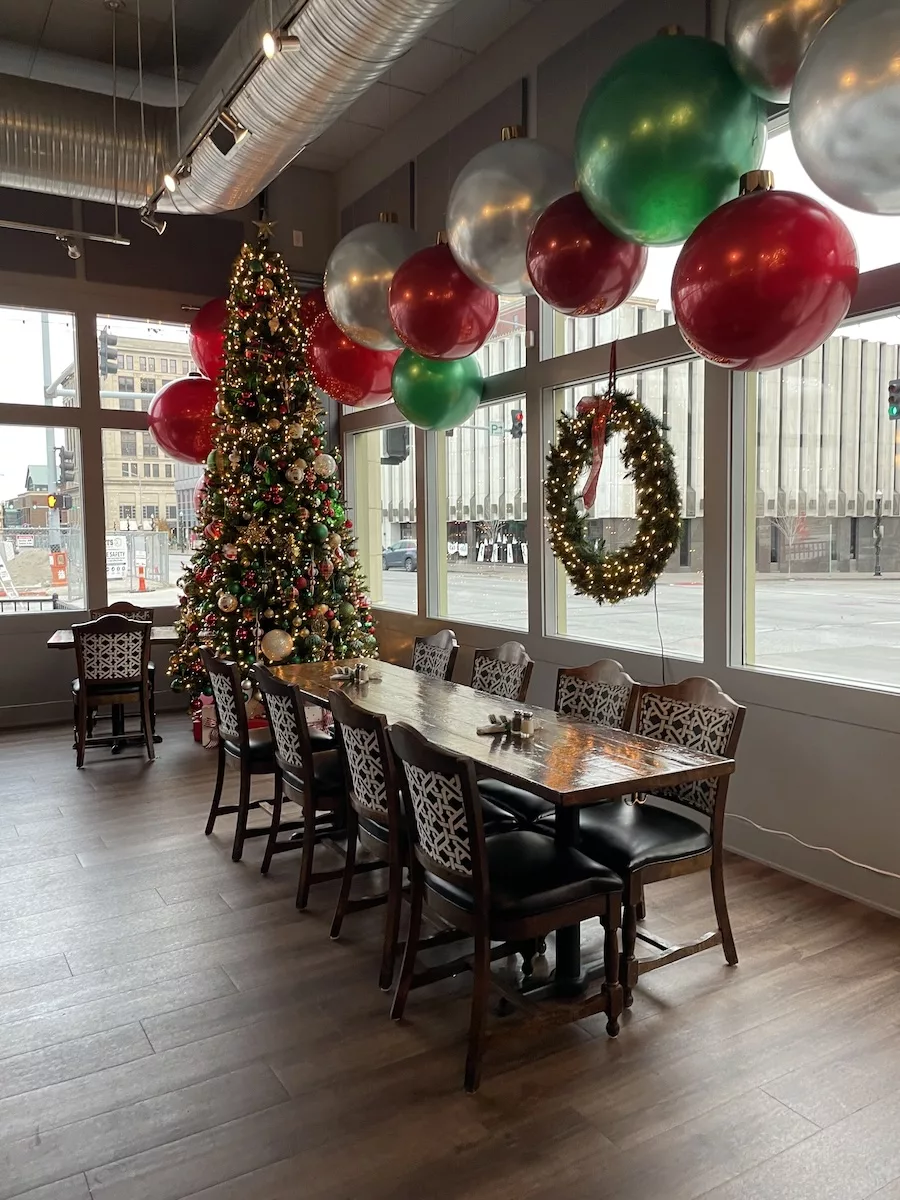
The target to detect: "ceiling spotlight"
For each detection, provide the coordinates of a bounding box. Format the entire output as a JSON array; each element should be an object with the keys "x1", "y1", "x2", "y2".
[
  {"x1": 163, "y1": 171, "x2": 177, "y2": 193},
  {"x1": 56, "y1": 235, "x2": 82, "y2": 260},
  {"x1": 210, "y1": 108, "x2": 250, "y2": 156},
  {"x1": 262, "y1": 29, "x2": 301, "y2": 58},
  {"x1": 140, "y1": 204, "x2": 167, "y2": 236},
  {"x1": 163, "y1": 156, "x2": 192, "y2": 193}
]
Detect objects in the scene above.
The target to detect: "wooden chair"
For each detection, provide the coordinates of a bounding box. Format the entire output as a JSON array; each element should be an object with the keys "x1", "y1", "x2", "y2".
[
  {"x1": 411, "y1": 629, "x2": 459, "y2": 682},
  {"x1": 72, "y1": 615, "x2": 154, "y2": 768},
  {"x1": 252, "y1": 667, "x2": 347, "y2": 908},
  {"x1": 480, "y1": 659, "x2": 638, "y2": 827},
  {"x1": 470, "y1": 640, "x2": 533, "y2": 703},
  {"x1": 388, "y1": 722, "x2": 624, "y2": 1093},
  {"x1": 575, "y1": 677, "x2": 746, "y2": 1005},
  {"x1": 83, "y1": 603, "x2": 157, "y2": 738},
  {"x1": 201, "y1": 650, "x2": 279, "y2": 863}
]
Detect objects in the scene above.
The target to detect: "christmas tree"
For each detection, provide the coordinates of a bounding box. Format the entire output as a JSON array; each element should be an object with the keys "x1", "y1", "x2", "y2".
[{"x1": 169, "y1": 228, "x2": 377, "y2": 702}]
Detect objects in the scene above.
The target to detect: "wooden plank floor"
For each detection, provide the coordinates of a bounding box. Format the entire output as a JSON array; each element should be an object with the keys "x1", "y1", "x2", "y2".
[{"x1": 2, "y1": 715, "x2": 900, "y2": 1199}]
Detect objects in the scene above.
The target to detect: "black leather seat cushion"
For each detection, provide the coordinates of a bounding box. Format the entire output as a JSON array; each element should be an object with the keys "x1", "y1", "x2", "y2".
[
  {"x1": 309, "y1": 728, "x2": 335, "y2": 752},
  {"x1": 222, "y1": 726, "x2": 275, "y2": 764},
  {"x1": 359, "y1": 814, "x2": 390, "y2": 843},
  {"x1": 478, "y1": 792, "x2": 522, "y2": 833},
  {"x1": 71, "y1": 678, "x2": 144, "y2": 697},
  {"x1": 281, "y1": 748, "x2": 345, "y2": 795},
  {"x1": 477, "y1": 778, "x2": 554, "y2": 824},
  {"x1": 570, "y1": 800, "x2": 712, "y2": 874},
  {"x1": 425, "y1": 829, "x2": 622, "y2": 921}
]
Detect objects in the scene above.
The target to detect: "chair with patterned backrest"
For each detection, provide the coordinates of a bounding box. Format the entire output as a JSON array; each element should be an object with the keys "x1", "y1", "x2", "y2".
[
  {"x1": 72, "y1": 615, "x2": 153, "y2": 767},
  {"x1": 470, "y1": 641, "x2": 533, "y2": 703},
  {"x1": 576, "y1": 676, "x2": 745, "y2": 1005},
  {"x1": 411, "y1": 629, "x2": 459, "y2": 682},
  {"x1": 480, "y1": 660, "x2": 639, "y2": 828},
  {"x1": 83, "y1": 603, "x2": 157, "y2": 737},
  {"x1": 387, "y1": 721, "x2": 624, "y2": 1093},
  {"x1": 201, "y1": 650, "x2": 279, "y2": 863},
  {"x1": 252, "y1": 667, "x2": 346, "y2": 908}
]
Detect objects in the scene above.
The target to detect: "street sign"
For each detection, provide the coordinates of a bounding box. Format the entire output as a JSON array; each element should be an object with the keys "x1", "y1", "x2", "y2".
[
  {"x1": 106, "y1": 535, "x2": 127, "y2": 581},
  {"x1": 15, "y1": 534, "x2": 34, "y2": 548}
]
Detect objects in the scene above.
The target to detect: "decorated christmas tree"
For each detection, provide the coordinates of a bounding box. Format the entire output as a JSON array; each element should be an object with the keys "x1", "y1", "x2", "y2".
[{"x1": 169, "y1": 227, "x2": 377, "y2": 702}]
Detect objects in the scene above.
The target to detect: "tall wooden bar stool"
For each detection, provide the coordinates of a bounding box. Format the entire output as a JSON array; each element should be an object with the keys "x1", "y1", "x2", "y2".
[{"x1": 72, "y1": 615, "x2": 154, "y2": 768}]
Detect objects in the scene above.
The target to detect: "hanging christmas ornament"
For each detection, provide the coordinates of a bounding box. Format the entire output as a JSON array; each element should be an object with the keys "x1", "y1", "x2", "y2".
[
  {"x1": 791, "y1": 0, "x2": 900, "y2": 214},
  {"x1": 284, "y1": 464, "x2": 304, "y2": 485},
  {"x1": 324, "y1": 214, "x2": 423, "y2": 350},
  {"x1": 148, "y1": 376, "x2": 218, "y2": 464},
  {"x1": 260, "y1": 629, "x2": 294, "y2": 662},
  {"x1": 221, "y1": 543, "x2": 239, "y2": 561},
  {"x1": 447, "y1": 128, "x2": 571, "y2": 295},
  {"x1": 193, "y1": 477, "x2": 207, "y2": 516},
  {"x1": 286, "y1": 423, "x2": 303, "y2": 440},
  {"x1": 392, "y1": 350, "x2": 483, "y2": 431},
  {"x1": 526, "y1": 192, "x2": 648, "y2": 317},
  {"x1": 575, "y1": 29, "x2": 765, "y2": 245},
  {"x1": 319, "y1": 560, "x2": 335, "y2": 581},
  {"x1": 725, "y1": 0, "x2": 844, "y2": 103},
  {"x1": 671, "y1": 172, "x2": 859, "y2": 371},
  {"x1": 217, "y1": 592, "x2": 239, "y2": 613},
  {"x1": 310, "y1": 522, "x2": 330, "y2": 543},
  {"x1": 311, "y1": 615, "x2": 329, "y2": 637},
  {"x1": 389, "y1": 239, "x2": 499, "y2": 359},
  {"x1": 203, "y1": 520, "x2": 222, "y2": 541},
  {"x1": 327, "y1": 532, "x2": 342, "y2": 549},
  {"x1": 299, "y1": 287, "x2": 327, "y2": 329},
  {"x1": 189, "y1": 297, "x2": 228, "y2": 381},
  {"x1": 307, "y1": 310, "x2": 399, "y2": 408},
  {"x1": 312, "y1": 453, "x2": 337, "y2": 478}
]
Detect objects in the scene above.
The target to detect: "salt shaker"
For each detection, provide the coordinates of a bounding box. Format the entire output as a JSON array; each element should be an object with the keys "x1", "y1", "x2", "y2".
[
  {"x1": 356, "y1": 661, "x2": 369, "y2": 685},
  {"x1": 520, "y1": 710, "x2": 534, "y2": 739}
]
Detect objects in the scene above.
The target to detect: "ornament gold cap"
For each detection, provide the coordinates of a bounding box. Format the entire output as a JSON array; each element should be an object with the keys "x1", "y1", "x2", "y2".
[
  {"x1": 658, "y1": 24, "x2": 684, "y2": 35},
  {"x1": 501, "y1": 125, "x2": 524, "y2": 141},
  {"x1": 378, "y1": 211, "x2": 399, "y2": 223},
  {"x1": 435, "y1": 230, "x2": 448, "y2": 245},
  {"x1": 740, "y1": 170, "x2": 774, "y2": 195}
]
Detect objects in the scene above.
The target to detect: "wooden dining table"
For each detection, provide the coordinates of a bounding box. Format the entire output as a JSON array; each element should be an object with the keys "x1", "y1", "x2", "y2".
[{"x1": 273, "y1": 658, "x2": 736, "y2": 996}]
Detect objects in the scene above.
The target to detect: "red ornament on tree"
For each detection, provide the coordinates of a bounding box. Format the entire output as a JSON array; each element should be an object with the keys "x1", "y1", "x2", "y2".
[
  {"x1": 148, "y1": 376, "x2": 218, "y2": 464},
  {"x1": 307, "y1": 310, "x2": 399, "y2": 408},
  {"x1": 299, "y1": 288, "x2": 327, "y2": 328},
  {"x1": 389, "y1": 241, "x2": 499, "y2": 360},
  {"x1": 189, "y1": 298, "x2": 227, "y2": 381},
  {"x1": 671, "y1": 175, "x2": 859, "y2": 371},
  {"x1": 526, "y1": 192, "x2": 648, "y2": 317}
]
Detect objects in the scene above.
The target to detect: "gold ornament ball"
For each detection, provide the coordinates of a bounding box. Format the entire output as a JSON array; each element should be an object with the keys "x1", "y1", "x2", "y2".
[
  {"x1": 267, "y1": 418, "x2": 281, "y2": 430},
  {"x1": 263, "y1": 607, "x2": 275, "y2": 618},
  {"x1": 260, "y1": 629, "x2": 294, "y2": 662},
  {"x1": 330, "y1": 619, "x2": 341, "y2": 631},
  {"x1": 286, "y1": 423, "x2": 303, "y2": 439},
  {"x1": 217, "y1": 592, "x2": 238, "y2": 613},
  {"x1": 327, "y1": 532, "x2": 342, "y2": 548}
]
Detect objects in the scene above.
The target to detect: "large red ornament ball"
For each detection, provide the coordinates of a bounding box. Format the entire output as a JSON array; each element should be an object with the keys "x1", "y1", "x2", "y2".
[
  {"x1": 388, "y1": 242, "x2": 499, "y2": 360},
  {"x1": 526, "y1": 192, "x2": 648, "y2": 317},
  {"x1": 148, "y1": 376, "x2": 218, "y2": 464},
  {"x1": 671, "y1": 188, "x2": 859, "y2": 371},
  {"x1": 189, "y1": 298, "x2": 227, "y2": 381},
  {"x1": 299, "y1": 287, "x2": 327, "y2": 329},
  {"x1": 307, "y1": 310, "x2": 399, "y2": 408}
]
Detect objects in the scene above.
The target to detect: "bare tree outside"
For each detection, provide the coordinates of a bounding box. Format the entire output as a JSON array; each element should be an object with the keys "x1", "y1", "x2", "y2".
[{"x1": 772, "y1": 507, "x2": 807, "y2": 577}]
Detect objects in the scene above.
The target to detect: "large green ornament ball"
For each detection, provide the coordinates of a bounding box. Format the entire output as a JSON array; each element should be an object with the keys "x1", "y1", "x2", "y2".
[
  {"x1": 310, "y1": 523, "x2": 329, "y2": 543},
  {"x1": 338, "y1": 600, "x2": 356, "y2": 622},
  {"x1": 575, "y1": 32, "x2": 765, "y2": 246},
  {"x1": 391, "y1": 350, "x2": 483, "y2": 431}
]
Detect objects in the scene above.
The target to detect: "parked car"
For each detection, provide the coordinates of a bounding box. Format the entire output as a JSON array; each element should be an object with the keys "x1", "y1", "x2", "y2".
[{"x1": 383, "y1": 539, "x2": 417, "y2": 572}]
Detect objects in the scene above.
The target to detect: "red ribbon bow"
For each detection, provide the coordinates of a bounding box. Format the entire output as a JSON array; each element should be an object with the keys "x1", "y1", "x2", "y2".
[{"x1": 575, "y1": 342, "x2": 617, "y2": 511}]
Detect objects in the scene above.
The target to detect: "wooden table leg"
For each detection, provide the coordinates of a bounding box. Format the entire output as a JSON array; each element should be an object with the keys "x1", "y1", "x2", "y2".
[{"x1": 553, "y1": 806, "x2": 588, "y2": 996}]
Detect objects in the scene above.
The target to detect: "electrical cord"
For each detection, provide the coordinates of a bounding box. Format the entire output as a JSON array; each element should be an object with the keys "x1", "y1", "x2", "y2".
[{"x1": 726, "y1": 813, "x2": 900, "y2": 881}]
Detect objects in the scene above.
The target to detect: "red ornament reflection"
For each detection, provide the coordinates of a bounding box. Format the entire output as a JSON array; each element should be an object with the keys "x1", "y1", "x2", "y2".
[
  {"x1": 307, "y1": 310, "x2": 399, "y2": 408},
  {"x1": 672, "y1": 189, "x2": 859, "y2": 371},
  {"x1": 193, "y1": 476, "x2": 207, "y2": 515},
  {"x1": 526, "y1": 192, "x2": 648, "y2": 316},
  {"x1": 389, "y1": 242, "x2": 498, "y2": 360},
  {"x1": 299, "y1": 287, "x2": 327, "y2": 329},
  {"x1": 148, "y1": 376, "x2": 218, "y2": 464},
  {"x1": 189, "y1": 297, "x2": 227, "y2": 381}
]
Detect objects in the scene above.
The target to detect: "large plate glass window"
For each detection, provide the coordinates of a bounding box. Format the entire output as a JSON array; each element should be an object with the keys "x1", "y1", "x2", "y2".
[
  {"x1": 0, "y1": 307, "x2": 78, "y2": 407},
  {"x1": 348, "y1": 424, "x2": 417, "y2": 614},
  {"x1": 95, "y1": 316, "x2": 195, "y2": 411}
]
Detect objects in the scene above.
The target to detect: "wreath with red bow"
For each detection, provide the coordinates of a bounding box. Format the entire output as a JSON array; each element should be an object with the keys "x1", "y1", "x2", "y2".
[{"x1": 545, "y1": 388, "x2": 681, "y2": 604}]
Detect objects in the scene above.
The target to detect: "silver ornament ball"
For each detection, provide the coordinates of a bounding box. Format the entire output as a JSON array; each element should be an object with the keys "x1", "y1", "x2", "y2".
[
  {"x1": 312, "y1": 452, "x2": 337, "y2": 479},
  {"x1": 447, "y1": 132, "x2": 572, "y2": 295},
  {"x1": 725, "y1": 0, "x2": 844, "y2": 103},
  {"x1": 791, "y1": 0, "x2": 900, "y2": 214},
  {"x1": 260, "y1": 629, "x2": 294, "y2": 663},
  {"x1": 324, "y1": 220, "x2": 423, "y2": 350}
]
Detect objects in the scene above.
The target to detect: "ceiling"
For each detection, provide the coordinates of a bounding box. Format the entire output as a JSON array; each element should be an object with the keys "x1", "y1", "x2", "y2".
[{"x1": 0, "y1": 0, "x2": 546, "y2": 170}]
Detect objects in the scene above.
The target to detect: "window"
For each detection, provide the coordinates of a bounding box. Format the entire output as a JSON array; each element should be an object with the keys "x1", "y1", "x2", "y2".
[
  {"x1": 548, "y1": 295, "x2": 677, "y2": 359},
  {"x1": 0, "y1": 426, "x2": 86, "y2": 612},
  {"x1": 119, "y1": 504, "x2": 136, "y2": 521},
  {"x1": 99, "y1": 317, "x2": 190, "y2": 409},
  {"x1": 164, "y1": 464, "x2": 173, "y2": 478},
  {"x1": 118, "y1": 375, "x2": 135, "y2": 396},
  {"x1": 0, "y1": 307, "x2": 78, "y2": 408},
  {"x1": 349, "y1": 425, "x2": 417, "y2": 614},
  {"x1": 120, "y1": 431, "x2": 137, "y2": 456},
  {"x1": 742, "y1": 312, "x2": 900, "y2": 689},
  {"x1": 182, "y1": 359, "x2": 190, "y2": 374},
  {"x1": 438, "y1": 397, "x2": 528, "y2": 631},
  {"x1": 119, "y1": 396, "x2": 135, "y2": 412},
  {"x1": 165, "y1": 505, "x2": 177, "y2": 521},
  {"x1": 116, "y1": 353, "x2": 125, "y2": 369},
  {"x1": 142, "y1": 433, "x2": 158, "y2": 457},
  {"x1": 474, "y1": 297, "x2": 526, "y2": 377},
  {"x1": 552, "y1": 362, "x2": 704, "y2": 657}
]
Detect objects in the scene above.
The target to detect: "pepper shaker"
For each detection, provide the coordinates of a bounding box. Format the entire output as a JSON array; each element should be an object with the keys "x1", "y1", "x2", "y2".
[{"x1": 511, "y1": 709, "x2": 523, "y2": 735}]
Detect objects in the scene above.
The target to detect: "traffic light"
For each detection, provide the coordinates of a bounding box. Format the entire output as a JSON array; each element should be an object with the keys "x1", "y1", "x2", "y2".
[
  {"x1": 889, "y1": 379, "x2": 900, "y2": 421},
  {"x1": 58, "y1": 447, "x2": 76, "y2": 486},
  {"x1": 98, "y1": 327, "x2": 119, "y2": 376},
  {"x1": 510, "y1": 409, "x2": 524, "y2": 440},
  {"x1": 47, "y1": 494, "x2": 73, "y2": 511}
]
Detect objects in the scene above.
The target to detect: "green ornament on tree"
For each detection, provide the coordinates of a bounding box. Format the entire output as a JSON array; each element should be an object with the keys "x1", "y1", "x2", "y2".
[
  {"x1": 392, "y1": 350, "x2": 483, "y2": 431},
  {"x1": 575, "y1": 30, "x2": 765, "y2": 245},
  {"x1": 240, "y1": 593, "x2": 255, "y2": 607},
  {"x1": 338, "y1": 600, "x2": 356, "y2": 621},
  {"x1": 333, "y1": 572, "x2": 348, "y2": 594},
  {"x1": 310, "y1": 522, "x2": 329, "y2": 542}
]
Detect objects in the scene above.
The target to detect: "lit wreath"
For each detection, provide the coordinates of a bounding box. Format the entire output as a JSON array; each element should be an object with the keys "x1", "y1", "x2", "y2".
[{"x1": 545, "y1": 389, "x2": 681, "y2": 604}]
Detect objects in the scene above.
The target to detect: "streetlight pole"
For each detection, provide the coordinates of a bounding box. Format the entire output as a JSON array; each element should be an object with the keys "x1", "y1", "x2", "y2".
[{"x1": 874, "y1": 489, "x2": 883, "y2": 578}]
